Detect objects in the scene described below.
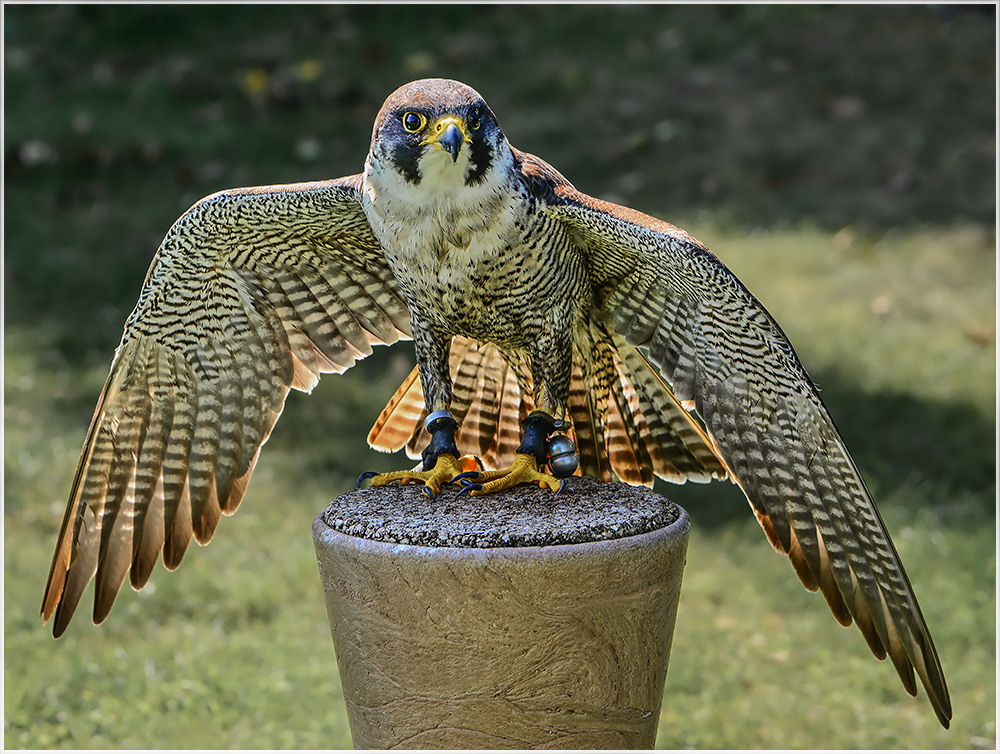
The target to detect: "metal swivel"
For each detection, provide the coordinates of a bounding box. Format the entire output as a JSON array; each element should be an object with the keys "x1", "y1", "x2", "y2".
[{"x1": 546, "y1": 434, "x2": 579, "y2": 478}]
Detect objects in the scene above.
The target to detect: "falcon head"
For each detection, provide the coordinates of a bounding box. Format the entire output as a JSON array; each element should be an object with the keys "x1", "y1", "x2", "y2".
[{"x1": 364, "y1": 78, "x2": 512, "y2": 197}]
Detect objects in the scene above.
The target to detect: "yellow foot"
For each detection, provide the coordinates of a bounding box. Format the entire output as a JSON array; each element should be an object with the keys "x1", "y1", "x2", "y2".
[
  {"x1": 464, "y1": 453, "x2": 565, "y2": 497},
  {"x1": 359, "y1": 454, "x2": 480, "y2": 499}
]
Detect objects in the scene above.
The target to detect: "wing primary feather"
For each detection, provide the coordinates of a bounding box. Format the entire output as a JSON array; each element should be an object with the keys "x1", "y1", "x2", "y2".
[
  {"x1": 131, "y1": 476, "x2": 165, "y2": 591},
  {"x1": 128, "y1": 345, "x2": 175, "y2": 585},
  {"x1": 42, "y1": 340, "x2": 136, "y2": 631},
  {"x1": 92, "y1": 355, "x2": 153, "y2": 624},
  {"x1": 182, "y1": 343, "x2": 223, "y2": 543},
  {"x1": 163, "y1": 480, "x2": 194, "y2": 571},
  {"x1": 50, "y1": 433, "x2": 114, "y2": 636},
  {"x1": 158, "y1": 349, "x2": 197, "y2": 567}
]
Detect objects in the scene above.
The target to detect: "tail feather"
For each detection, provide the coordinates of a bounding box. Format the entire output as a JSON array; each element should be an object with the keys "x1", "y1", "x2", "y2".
[
  {"x1": 482, "y1": 359, "x2": 530, "y2": 470},
  {"x1": 457, "y1": 346, "x2": 503, "y2": 461},
  {"x1": 565, "y1": 357, "x2": 611, "y2": 480},
  {"x1": 369, "y1": 334, "x2": 729, "y2": 486},
  {"x1": 366, "y1": 363, "x2": 424, "y2": 452},
  {"x1": 450, "y1": 337, "x2": 492, "y2": 438}
]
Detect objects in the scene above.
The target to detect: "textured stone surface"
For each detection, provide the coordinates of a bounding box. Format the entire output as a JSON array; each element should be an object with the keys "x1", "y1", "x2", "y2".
[
  {"x1": 323, "y1": 475, "x2": 680, "y2": 548},
  {"x1": 313, "y1": 481, "x2": 690, "y2": 750}
]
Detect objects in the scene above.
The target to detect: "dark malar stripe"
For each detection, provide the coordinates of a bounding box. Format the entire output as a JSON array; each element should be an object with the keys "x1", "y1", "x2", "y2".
[
  {"x1": 466, "y1": 129, "x2": 493, "y2": 186},
  {"x1": 392, "y1": 142, "x2": 422, "y2": 184}
]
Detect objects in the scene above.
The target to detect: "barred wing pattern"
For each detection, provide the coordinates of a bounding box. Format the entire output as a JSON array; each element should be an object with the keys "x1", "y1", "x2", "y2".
[
  {"x1": 541, "y1": 174, "x2": 951, "y2": 727},
  {"x1": 41, "y1": 177, "x2": 411, "y2": 637}
]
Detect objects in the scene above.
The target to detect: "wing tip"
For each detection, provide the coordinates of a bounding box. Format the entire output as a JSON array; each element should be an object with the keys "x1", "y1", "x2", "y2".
[
  {"x1": 40, "y1": 576, "x2": 64, "y2": 626},
  {"x1": 50, "y1": 600, "x2": 78, "y2": 639},
  {"x1": 934, "y1": 702, "x2": 952, "y2": 729},
  {"x1": 92, "y1": 593, "x2": 118, "y2": 627}
]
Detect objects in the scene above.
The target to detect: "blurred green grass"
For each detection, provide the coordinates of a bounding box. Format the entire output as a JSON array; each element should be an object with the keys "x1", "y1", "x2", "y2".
[{"x1": 4, "y1": 5, "x2": 995, "y2": 749}]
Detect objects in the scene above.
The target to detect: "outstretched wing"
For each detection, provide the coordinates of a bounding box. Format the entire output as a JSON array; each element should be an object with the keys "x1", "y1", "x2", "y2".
[
  {"x1": 515, "y1": 150, "x2": 951, "y2": 728},
  {"x1": 41, "y1": 177, "x2": 411, "y2": 637}
]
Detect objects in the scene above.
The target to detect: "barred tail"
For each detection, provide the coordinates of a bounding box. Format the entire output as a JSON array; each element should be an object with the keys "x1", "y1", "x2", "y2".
[{"x1": 368, "y1": 335, "x2": 729, "y2": 485}]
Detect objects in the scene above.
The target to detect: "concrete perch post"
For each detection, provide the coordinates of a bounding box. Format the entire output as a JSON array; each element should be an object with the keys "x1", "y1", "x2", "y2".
[{"x1": 312, "y1": 476, "x2": 690, "y2": 749}]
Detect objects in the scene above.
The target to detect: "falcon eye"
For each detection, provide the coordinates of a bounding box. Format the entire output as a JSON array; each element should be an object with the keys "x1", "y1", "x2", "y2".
[
  {"x1": 467, "y1": 107, "x2": 482, "y2": 130},
  {"x1": 401, "y1": 112, "x2": 426, "y2": 133}
]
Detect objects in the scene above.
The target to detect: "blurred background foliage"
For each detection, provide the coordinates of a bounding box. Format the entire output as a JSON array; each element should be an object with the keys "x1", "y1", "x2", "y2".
[{"x1": 4, "y1": 4, "x2": 995, "y2": 750}]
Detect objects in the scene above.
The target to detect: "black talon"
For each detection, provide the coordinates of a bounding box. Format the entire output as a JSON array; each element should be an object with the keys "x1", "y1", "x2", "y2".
[
  {"x1": 452, "y1": 470, "x2": 481, "y2": 485},
  {"x1": 357, "y1": 471, "x2": 379, "y2": 488},
  {"x1": 458, "y1": 482, "x2": 483, "y2": 496},
  {"x1": 422, "y1": 485, "x2": 437, "y2": 501}
]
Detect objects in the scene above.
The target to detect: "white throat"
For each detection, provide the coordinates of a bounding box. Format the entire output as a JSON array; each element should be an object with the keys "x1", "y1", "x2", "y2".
[{"x1": 362, "y1": 142, "x2": 520, "y2": 255}]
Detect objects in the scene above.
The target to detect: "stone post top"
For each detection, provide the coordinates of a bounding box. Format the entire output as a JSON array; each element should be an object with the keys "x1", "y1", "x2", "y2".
[{"x1": 320, "y1": 476, "x2": 684, "y2": 549}]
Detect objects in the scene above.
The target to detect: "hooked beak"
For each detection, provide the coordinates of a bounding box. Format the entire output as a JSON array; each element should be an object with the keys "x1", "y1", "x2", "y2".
[{"x1": 426, "y1": 116, "x2": 467, "y2": 162}]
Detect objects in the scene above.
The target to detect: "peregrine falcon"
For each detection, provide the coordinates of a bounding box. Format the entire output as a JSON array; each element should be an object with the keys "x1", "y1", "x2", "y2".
[{"x1": 40, "y1": 78, "x2": 951, "y2": 727}]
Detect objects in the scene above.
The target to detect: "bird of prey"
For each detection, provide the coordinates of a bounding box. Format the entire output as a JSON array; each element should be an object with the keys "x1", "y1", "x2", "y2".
[{"x1": 41, "y1": 78, "x2": 951, "y2": 727}]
